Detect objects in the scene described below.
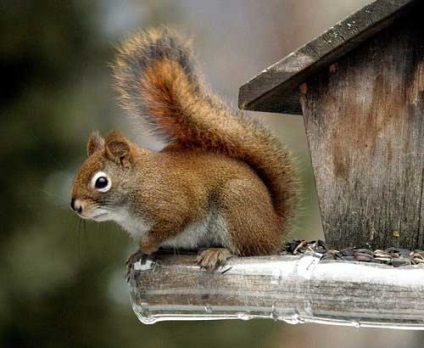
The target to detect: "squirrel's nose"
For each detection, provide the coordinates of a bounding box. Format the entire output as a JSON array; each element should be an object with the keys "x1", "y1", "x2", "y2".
[{"x1": 70, "y1": 198, "x2": 83, "y2": 214}]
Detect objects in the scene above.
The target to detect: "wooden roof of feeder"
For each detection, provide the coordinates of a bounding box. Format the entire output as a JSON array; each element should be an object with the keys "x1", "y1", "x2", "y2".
[{"x1": 238, "y1": 0, "x2": 419, "y2": 115}]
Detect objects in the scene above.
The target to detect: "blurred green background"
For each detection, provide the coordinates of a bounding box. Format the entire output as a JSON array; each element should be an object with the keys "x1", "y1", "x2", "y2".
[{"x1": 2, "y1": 1, "x2": 424, "y2": 347}]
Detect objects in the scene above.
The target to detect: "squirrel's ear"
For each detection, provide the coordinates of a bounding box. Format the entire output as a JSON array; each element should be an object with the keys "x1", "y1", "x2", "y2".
[
  {"x1": 87, "y1": 132, "x2": 105, "y2": 156},
  {"x1": 104, "y1": 131, "x2": 132, "y2": 168}
]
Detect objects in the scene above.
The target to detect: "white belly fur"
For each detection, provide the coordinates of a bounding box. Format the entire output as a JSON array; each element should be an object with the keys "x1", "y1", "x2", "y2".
[
  {"x1": 162, "y1": 213, "x2": 230, "y2": 249},
  {"x1": 113, "y1": 209, "x2": 151, "y2": 241},
  {"x1": 114, "y1": 208, "x2": 231, "y2": 249}
]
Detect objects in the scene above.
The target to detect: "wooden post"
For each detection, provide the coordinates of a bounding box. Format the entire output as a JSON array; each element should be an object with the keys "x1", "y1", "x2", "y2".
[{"x1": 300, "y1": 11, "x2": 424, "y2": 250}]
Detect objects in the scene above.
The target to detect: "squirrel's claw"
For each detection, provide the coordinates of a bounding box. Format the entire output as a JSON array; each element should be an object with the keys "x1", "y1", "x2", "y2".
[{"x1": 196, "y1": 248, "x2": 232, "y2": 271}]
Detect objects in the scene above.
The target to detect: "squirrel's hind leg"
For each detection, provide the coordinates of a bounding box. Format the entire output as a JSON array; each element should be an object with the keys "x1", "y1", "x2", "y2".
[{"x1": 218, "y1": 179, "x2": 282, "y2": 257}]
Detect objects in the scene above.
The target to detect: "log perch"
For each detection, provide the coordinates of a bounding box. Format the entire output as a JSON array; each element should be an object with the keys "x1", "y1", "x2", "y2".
[{"x1": 128, "y1": 252, "x2": 424, "y2": 328}]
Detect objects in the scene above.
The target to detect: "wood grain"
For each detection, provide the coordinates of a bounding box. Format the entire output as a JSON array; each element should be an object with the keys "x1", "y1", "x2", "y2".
[
  {"x1": 300, "y1": 14, "x2": 424, "y2": 249},
  {"x1": 129, "y1": 252, "x2": 424, "y2": 327}
]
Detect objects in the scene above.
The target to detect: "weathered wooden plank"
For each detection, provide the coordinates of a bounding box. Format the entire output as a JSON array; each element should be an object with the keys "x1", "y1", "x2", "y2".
[
  {"x1": 238, "y1": 0, "x2": 418, "y2": 115},
  {"x1": 129, "y1": 252, "x2": 424, "y2": 327},
  {"x1": 300, "y1": 15, "x2": 424, "y2": 250}
]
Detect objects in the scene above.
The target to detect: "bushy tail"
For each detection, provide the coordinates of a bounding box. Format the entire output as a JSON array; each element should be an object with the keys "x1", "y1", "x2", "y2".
[{"x1": 113, "y1": 28, "x2": 298, "y2": 226}]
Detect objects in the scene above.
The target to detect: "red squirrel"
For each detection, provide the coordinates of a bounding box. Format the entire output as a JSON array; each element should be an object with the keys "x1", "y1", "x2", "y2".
[{"x1": 70, "y1": 28, "x2": 298, "y2": 270}]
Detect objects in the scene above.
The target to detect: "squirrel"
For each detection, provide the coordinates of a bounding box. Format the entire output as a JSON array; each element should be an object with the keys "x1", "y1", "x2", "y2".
[{"x1": 70, "y1": 28, "x2": 298, "y2": 270}]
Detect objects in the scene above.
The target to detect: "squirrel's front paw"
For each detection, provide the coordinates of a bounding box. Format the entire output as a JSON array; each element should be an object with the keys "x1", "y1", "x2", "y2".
[
  {"x1": 125, "y1": 249, "x2": 144, "y2": 268},
  {"x1": 196, "y1": 248, "x2": 232, "y2": 271}
]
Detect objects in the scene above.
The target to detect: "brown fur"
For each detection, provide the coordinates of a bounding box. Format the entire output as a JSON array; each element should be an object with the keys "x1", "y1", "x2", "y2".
[{"x1": 71, "y1": 28, "x2": 298, "y2": 268}]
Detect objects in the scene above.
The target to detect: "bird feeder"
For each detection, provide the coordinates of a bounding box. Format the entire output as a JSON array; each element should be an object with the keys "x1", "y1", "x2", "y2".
[{"x1": 239, "y1": 0, "x2": 424, "y2": 250}]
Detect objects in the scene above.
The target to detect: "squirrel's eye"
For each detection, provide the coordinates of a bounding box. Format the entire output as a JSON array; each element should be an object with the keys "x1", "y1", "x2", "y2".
[
  {"x1": 91, "y1": 171, "x2": 112, "y2": 192},
  {"x1": 95, "y1": 176, "x2": 108, "y2": 189}
]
